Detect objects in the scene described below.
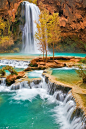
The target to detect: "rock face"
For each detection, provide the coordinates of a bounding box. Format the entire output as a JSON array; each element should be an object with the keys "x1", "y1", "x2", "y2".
[
  {"x1": 38, "y1": 0, "x2": 86, "y2": 44},
  {"x1": 39, "y1": 0, "x2": 86, "y2": 30},
  {"x1": 0, "y1": 0, "x2": 22, "y2": 21}
]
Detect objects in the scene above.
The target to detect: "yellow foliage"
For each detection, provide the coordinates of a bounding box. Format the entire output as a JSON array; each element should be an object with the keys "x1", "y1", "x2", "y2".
[
  {"x1": 0, "y1": 36, "x2": 14, "y2": 47},
  {"x1": 0, "y1": 17, "x2": 6, "y2": 31},
  {"x1": 23, "y1": 0, "x2": 37, "y2": 5},
  {"x1": 47, "y1": 13, "x2": 61, "y2": 43},
  {"x1": 31, "y1": 0, "x2": 37, "y2": 5},
  {"x1": 35, "y1": 2, "x2": 61, "y2": 60},
  {"x1": 35, "y1": 8, "x2": 49, "y2": 53},
  {"x1": 0, "y1": 36, "x2": 9, "y2": 44}
]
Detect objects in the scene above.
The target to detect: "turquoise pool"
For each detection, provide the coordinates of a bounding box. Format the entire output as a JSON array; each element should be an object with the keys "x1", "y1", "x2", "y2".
[
  {"x1": 51, "y1": 67, "x2": 81, "y2": 84},
  {"x1": 0, "y1": 52, "x2": 86, "y2": 57}
]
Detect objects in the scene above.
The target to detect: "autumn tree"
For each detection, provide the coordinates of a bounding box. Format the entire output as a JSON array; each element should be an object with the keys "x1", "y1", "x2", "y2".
[
  {"x1": 35, "y1": 4, "x2": 49, "y2": 62},
  {"x1": 35, "y1": 2, "x2": 60, "y2": 62},
  {"x1": 47, "y1": 13, "x2": 61, "y2": 61}
]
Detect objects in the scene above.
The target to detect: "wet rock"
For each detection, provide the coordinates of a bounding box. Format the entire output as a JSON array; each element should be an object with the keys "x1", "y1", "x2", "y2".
[
  {"x1": 24, "y1": 66, "x2": 46, "y2": 71},
  {"x1": 32, "y1": 79, "x2": 41, "y2": 85}
]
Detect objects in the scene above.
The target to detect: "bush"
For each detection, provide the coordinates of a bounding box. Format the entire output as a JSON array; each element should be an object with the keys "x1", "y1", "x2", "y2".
[
  {"x1": 0, "y1": 69, "x2": 5, "y2": 76},
  {"x1": 76, "y1": 65, "x2": 86, "y2": 83},
  {"x1": 80, "y1": 59, "x2": 86, "y2": 64},
  {"x1": 1, "y1": 66, "x2": 18, "y2": 75},
  {"x1": 29, "y1": 63, "x2": 38, "y2": 67}
]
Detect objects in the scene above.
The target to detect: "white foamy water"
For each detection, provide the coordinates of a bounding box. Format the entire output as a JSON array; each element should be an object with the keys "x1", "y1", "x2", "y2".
[
  {"x1": 0, "y1": 71, "x2": 85, "y2": 129},
  {"x1": 28, "y1": 70, "x2": 43, "y2": 78},
  {"x1": 21, "y1": 1, "x2": 40, "y2": 54},
  {"x1": 0, "y1": 59, "x2": 30, "y2": 68}
]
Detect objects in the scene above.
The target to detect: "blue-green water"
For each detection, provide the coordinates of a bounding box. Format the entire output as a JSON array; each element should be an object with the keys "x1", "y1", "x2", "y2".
[
  {"x1": 0, "y1": 69, "x2": 84, "y2": 129},
  {"x1": 28, "y1": 70, "x2": 43, "y2": 79},
  {"x1": 51, "y1": 67, "x2": 81, "y2": 84},
  {"x1": 0, "y1": 52, "x2": 86, "y2": 57},
  {"x1": 0, "y1": 88, "x2": 69, "y2": 129}
]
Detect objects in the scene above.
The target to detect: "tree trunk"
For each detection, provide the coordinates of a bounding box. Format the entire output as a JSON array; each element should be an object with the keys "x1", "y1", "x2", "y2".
[
  {"x1": 43, "y1": 46, "x2": 44, "y2": 62},
  {"x1": 45, "y1": 41, "x2": 47, "y2": 63},
  {"x1": 46, "y1": 50, "x2": 47, "y2": 63},
  {"x1": 83, "y1": 77, "x2": 86, "y2": 83},
  {"x1": 53, "y1": 42, "x2": 54, "y2": 61}
]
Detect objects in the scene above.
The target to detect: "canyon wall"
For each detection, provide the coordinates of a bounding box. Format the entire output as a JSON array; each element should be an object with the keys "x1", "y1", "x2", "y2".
[
  {"x1": 0, "y1": 0, "x2": 22, "y2": 21},
  {"x1": 39, "y1": 0, "x2": 86, "y2": 42}
]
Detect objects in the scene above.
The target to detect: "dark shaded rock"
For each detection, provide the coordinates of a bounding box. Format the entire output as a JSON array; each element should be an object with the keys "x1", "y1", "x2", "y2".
[{"x1": 32, "y1": 79, "x2": 41, "y2": 85}]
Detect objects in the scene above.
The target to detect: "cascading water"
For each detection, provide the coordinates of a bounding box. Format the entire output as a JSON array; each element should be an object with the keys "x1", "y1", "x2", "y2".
[
  {"x1": 21, "y1": 1, "x2": 40, "y2": 54},
  {"x1": 0, "y1": 59, "x2": 30, "y2": 68},
  {"x1": 0, "y1": 71, "x2": 86, "y2": 129}
]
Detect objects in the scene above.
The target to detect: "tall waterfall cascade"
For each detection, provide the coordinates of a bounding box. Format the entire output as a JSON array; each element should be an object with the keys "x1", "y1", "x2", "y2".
[{"x1": 21, "y1": 1, "x2": 40, "y2": 54}]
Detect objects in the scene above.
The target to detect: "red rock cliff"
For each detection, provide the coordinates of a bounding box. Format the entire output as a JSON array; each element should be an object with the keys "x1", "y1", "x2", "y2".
[
  {"x1": 0, "y1": 0, "x2": 86, "y2": 51},
  {"x1": 38, "y1": 0, "x2": 86, "y2": 43},
  {"x1": 0, "y1": 0, "x2": 22, "y2": 21}
]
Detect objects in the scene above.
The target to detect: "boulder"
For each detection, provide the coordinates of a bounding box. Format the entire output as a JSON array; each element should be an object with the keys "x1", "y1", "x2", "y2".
[{"x1": 6, "y1": 71, "x2": 25, "y2": 85}]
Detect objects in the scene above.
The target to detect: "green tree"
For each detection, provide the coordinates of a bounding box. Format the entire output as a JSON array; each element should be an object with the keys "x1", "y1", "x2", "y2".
[{"x1": 47, "y1": 13, "x2": 61, "y2": 61}]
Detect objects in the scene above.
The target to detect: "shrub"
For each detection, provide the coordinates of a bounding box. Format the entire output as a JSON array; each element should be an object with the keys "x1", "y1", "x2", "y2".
[
  {"x1": 0, "y1": 66, "x2": 18, "y2": 77},
  {"x1": 29, "y1": 63, "x2": 38, "y2": 67},
  {"x1": 76, "y1": 65, "x2": 86, "y2": 83},
  {"x1": 80, "y1": 59, "x2": 86, "y2": 64},
  {"x1": 0, "y1": 69, "x2": 6, "y2": 76}
]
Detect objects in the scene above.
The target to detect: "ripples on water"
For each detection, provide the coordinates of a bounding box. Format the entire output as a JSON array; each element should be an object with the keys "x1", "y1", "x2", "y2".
[{"x1": 0, "y1": 69, "x2": 85, "y2": 129}]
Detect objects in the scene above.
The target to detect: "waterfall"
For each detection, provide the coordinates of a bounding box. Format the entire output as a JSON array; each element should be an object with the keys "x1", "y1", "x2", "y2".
[{"x1": 21, "y1": 1, "x2": 40, "y2": 54}]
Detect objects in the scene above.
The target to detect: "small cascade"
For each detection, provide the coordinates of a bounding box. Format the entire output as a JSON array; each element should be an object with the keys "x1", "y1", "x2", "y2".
[
  {"x1": 51, "y1": 88, "x2": 86, "y2": 129},
  {"x1": 45, "y1": 76, "x2": 86, "y2": 129},
  {"x1": 10, "y1": 81, "x2": 30, "y2": 90},
  {"x1": 0, "y1": 78, "x2": 6, "y2": 86},
  {"x1": 0, "y1": 59, "x2": 30, "y2": 68},
  {"x1": 53, "y1": 91, "x2": 66, "y2": 102},
  {"x1": 30, "y1": 79, "x2": 42, "y2": 88},
  {"x1": 21, "y1": 1, "x2": 40, "y2": 54}
]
